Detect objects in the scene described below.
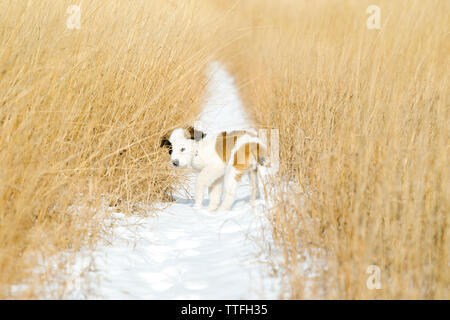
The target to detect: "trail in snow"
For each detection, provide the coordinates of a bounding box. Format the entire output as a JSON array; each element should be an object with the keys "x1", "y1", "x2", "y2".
[
  {"x1": 69, "y1": 179, "x2": 277, "y2": 299},
  {"x1": 195, "y1": 61, "x2": 253, "y2": 134},
  {"x1": 63, "y1": 61, "x2": 281, "y2": 299}
]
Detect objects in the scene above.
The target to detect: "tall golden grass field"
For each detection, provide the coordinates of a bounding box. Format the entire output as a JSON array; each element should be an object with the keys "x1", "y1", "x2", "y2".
[{"x1": 0, "y1": 0, "x2": 448, "y2": 299}]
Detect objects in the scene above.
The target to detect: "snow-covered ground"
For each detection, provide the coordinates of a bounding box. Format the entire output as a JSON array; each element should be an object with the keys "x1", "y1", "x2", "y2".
[
  {"x1": 66, "y1": 176, "x2": 279, "y2": 299},
  {"x1": 15, "y1": 61, "x2": 282, "y2": 299},
  {"x1": 194, "y1": 61, "x2": 253, "y2": 134}
]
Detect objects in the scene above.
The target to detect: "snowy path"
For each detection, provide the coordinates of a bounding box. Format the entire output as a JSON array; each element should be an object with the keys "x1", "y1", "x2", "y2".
[
  {"x1": 77, "y1": 178, "x2": 277, "y2": 299},
  {"x1": 64, "y1": 61, "x2": 280, "y2": 299}
]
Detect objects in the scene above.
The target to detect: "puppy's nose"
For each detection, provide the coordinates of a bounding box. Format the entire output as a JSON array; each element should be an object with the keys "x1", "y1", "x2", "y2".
[{"x1": 172, "y1": 159, "x2": 179, "y2": 167}]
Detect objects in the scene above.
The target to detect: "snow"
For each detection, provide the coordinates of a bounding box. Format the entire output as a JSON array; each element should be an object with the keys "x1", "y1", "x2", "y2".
[
  {"x1": 67, "y1": 174, "x2": 280, "y2": 299},
  {"x1": 194, "y1": 61, "x2": 254, "y2": 134},
  {"x1": 12, "y1": 61, "x2": 283, "y2": 299}
]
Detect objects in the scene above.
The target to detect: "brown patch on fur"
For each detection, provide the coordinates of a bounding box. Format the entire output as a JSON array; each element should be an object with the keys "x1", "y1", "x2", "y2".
[
  {"x1": 215, "y1": 130, "x2": 264, "y2": 161},
  {"x1": 233, "y1": 142, "x2": 265, "y2": 181},
  {"x1": 184, "y1": 126, "x2": 206, "y2": 140},
  {"x1": 215, "y1": 131, "x2": 244, "y2": 163},
  {"x1": 215, "y1": 132, "x2": 264, "y2": 179}
]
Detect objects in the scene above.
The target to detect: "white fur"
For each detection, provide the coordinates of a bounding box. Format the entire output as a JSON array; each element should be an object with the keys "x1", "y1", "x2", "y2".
[{"x1": 168, "y1": 128, "x2": 263, "y2": 211}]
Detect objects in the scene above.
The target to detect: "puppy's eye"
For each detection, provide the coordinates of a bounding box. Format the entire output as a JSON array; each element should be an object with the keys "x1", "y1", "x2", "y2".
[{"x1": 180, "y1": 148, "x2": 185, "y2": 152}]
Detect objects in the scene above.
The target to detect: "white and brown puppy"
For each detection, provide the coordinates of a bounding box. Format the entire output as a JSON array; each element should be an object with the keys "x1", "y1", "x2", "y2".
[{"x1": 160, "y1": 127, "x2": 265, "y2": 211}]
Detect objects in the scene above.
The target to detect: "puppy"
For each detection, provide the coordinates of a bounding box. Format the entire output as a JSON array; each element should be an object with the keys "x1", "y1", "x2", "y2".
[{"x1": 160, "y1": 127, "x2": 265, "y2": 211}]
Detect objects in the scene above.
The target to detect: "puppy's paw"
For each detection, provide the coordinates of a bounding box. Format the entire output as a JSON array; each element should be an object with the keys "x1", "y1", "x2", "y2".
[
  {"x1": 193, "y1": 204, "x2": 203, "y2": 210},
  {"x1": 206, "y1": 204, "x2": 218, "y2": 212},
  {"x1": 217, "y1": 205, "x2": 231, "y2": 212}
]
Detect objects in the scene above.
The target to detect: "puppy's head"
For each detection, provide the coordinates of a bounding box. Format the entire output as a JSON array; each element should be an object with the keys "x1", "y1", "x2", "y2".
[{"x1": 160, "y1": 126, "x2": 206, "y2": 168}]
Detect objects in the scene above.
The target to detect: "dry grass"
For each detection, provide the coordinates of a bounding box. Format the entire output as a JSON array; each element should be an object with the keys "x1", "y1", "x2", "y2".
[
  {"x1": 0, "y1": 0, "x2": 221, "y2": 298},
  {"x1": 212, "y1": 0, "x2": 449, "y2": 299},
  {"x1": 1, "y1": 0, "x2": 448, "y2": 299}
]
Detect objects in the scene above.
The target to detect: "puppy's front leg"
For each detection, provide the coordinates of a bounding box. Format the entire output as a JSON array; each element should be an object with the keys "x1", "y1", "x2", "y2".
[
  {"x1": 207, "y1": 177, "x2": 223, "y2": 211},
  {"x1": 194, "y1": 170, "x2": 206, "y2": 209},
  {"x1": 194, "y1": 166, "x2": 223, "y2": 210}
]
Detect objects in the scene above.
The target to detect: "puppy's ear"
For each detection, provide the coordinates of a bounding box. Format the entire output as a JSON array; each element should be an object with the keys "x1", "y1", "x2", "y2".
[
  {"x1": 160, "y1": 136, "x2": 172, "y2": 155},
  {"x1": 185, "y1": 126, "x2": 206, "y2": 141}
]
